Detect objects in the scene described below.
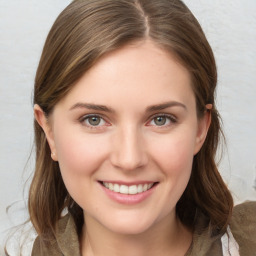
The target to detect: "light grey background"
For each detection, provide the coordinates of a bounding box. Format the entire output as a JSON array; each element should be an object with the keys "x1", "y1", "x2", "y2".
[{"x1": 1, "y1": 0, "x2": 256, "y2": 254}]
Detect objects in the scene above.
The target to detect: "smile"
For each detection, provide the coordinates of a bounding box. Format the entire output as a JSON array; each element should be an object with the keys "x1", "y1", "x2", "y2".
[{"x1": 102, "y1": 182, "x2": 155, "y2": 195}]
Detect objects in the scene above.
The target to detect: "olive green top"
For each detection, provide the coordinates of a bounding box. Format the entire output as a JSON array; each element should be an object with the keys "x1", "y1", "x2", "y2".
[{"x1": 32, "y1": 201, "x2": 256, "y2": 256}]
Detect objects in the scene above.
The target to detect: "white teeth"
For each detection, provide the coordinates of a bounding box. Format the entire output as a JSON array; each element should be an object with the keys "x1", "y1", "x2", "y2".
[
  {"x1": 129, "y1": 185, "x2": 137, "y2": 195},
  {"x1": 103, "y1": 182, "x2": 109, "y2": 189},
  {"x1": 102, "y1": 182, "x2": 154, "y2": 194},
  {"x1": 109, "y1": 183, "x2": 114, "y2": 191},
  {"x1": 120, "y1": 185, "x2": 128, "y2": 194},
  {"x1": 113, "y1": 184, "x2": 120, "y2": 193},
  {"x1": 137, "y1": 184, "x2": 143, "y2": 193}
]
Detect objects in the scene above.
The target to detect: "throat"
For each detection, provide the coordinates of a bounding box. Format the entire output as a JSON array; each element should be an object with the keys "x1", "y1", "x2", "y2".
[{"x1": 80, "y1": 213, "x2": 192, "y2": 256}]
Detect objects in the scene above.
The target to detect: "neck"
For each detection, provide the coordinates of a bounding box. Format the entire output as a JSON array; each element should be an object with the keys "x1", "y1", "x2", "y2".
[{"x1": 80, "y1": 212, "x2": 192, "y2": 256}]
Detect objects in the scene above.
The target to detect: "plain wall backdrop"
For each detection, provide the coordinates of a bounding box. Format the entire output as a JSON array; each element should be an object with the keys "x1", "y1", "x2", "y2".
[{"x1": 1, "y1": 0, "x2": 256, "y2": 254}]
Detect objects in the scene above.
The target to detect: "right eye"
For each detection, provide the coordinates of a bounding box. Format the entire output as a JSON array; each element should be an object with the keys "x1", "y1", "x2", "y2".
[{"x1": 80, "y1": 115, "x2": 108, "y2": 128}]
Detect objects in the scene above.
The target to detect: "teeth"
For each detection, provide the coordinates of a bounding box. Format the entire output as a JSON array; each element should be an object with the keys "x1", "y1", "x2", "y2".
[
  {"x1": 109, "y1": 183, "x2": 114, "y2": 191},
  {"x1": 102, "y1": 182, "x2": 154, "y2": 194},
  {"x1": 120, "y1": 185, "x2": 128, "y2": 194},
  {"x1": 148, "y1": 183, "x2": 153, "y2": 189},
  {"x1": 103, "y1": 182, "x2": 109, "y2": 189},
  {"x1": 114, "y1": 184, "x2": 120, "y2": 193},
  {"x1": 129, "y1": 185, "x2": 137, "y2": 195},
  {"x1": 137, "y1": 184, "x2": 143, "y2": 193}
]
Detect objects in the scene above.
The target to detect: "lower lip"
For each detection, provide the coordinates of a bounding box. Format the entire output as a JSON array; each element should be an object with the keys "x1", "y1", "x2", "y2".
[{"x1": 99, "y1": 183, "x2": 157, "y2": 205}]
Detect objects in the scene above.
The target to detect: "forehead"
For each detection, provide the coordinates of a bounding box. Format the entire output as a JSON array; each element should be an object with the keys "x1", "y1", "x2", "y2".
[{"x1": 55, "y1": 40, "x2": 194, "y2": 111}]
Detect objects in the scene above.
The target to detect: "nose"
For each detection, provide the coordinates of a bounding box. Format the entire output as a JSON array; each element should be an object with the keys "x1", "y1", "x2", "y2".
[{"x1": 110, "y1": 126, "x2": 148, "y2": 171}]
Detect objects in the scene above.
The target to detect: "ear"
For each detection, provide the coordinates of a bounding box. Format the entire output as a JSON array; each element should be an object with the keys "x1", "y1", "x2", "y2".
[
  {"x1": 194, "y1": 104, "x2": 212, "y2": 155},
  {"x1": 34, "y1": 104, "x2": 58, "y2": 161}
]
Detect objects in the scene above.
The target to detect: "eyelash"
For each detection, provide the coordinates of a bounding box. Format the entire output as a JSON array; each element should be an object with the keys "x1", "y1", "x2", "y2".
[
  {"x1": 79, "y1": 113, "x2": 177, "y2": 129},
  {"x1": 146, "y1": 113, "x2": 177, "y2": 127},
  {"x1": 79, "y1": 114, "x2": 109, "y2": 129}
]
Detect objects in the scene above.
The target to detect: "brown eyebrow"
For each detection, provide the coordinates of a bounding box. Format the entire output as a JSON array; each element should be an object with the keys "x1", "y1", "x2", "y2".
[
  {"x1": 69, "y1": 101, "x2": 186, "y2": 113},
  {"x1": 146, "y1": 101, "x2": 187, "y2": 112},
  {"x1": 69, "y1": 103, "x2": 115, "y2": 113}
]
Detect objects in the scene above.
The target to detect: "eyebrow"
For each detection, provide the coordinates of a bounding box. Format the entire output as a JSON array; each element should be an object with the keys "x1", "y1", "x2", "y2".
[
  {"x1": 69, "y1": 103, "x2": 115, "y2": 113},
  {"x1": 146, "y1": 101, "x2": 187, "y2": 112},
  {"x1": 69, "y1": 101, "x2": 187, "y2": 113}
]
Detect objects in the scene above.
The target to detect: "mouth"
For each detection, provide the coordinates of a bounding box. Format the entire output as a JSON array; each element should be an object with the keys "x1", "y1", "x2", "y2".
[{"x1": 99, "y1": 181, "x2": 158, "y2": 195}]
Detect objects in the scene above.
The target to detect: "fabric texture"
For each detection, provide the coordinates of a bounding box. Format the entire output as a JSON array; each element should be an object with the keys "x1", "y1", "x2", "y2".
[
  {"x1": 221, "y1": 226, "x2": 240, "y2": 256},
  {"x1": 31, "y1": 201, "x2": 256, "y2": 256}
]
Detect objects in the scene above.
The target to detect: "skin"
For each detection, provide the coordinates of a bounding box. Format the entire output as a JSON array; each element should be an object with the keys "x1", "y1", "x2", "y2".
[{"x1": 35, "y1": 40, "x2": 211, "y2": 256}]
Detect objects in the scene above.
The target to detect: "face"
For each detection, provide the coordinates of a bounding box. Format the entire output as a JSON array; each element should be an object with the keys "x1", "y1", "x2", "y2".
[{"x1": 35, "y1": 40, "x2": 210, "y2": 235}]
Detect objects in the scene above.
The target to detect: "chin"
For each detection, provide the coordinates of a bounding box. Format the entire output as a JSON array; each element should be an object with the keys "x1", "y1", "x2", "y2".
[
  {"x1": 107, "y1": 222, "x2": 153, "y2": 236},
  {"x1": 100, "y1": 213, "x2": 162, "y2": 236}
]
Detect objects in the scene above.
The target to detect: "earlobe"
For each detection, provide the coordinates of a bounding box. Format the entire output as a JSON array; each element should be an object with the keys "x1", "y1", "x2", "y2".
[
  {"x1": 194, "y1": 104, "x2": 212, "y2": 155},
  {"x1": 34, "y1": 104, "x2": 58, "y2": 161}
]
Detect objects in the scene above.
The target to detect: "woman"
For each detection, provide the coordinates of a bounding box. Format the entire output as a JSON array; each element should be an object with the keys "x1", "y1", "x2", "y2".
[{"x1": 28, "y1": 0, "x2": 256, "y2": 255}]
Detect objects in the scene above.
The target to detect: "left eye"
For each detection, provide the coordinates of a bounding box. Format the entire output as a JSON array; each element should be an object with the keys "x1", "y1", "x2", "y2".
[
  {"x1": 148, "y1": 115, "x2": 175, "y2": 126},
  {"x1": 81, "y1": 115, "x2": 106, "y2": 127}
]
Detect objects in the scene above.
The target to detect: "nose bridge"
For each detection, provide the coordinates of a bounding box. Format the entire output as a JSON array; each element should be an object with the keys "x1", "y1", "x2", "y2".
[{"x1": 111, "y1": 124, "x2": 147, "y2": 171}]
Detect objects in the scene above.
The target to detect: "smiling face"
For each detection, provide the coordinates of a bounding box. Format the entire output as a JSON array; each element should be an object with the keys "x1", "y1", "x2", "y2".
[{"x1": 35, "y1": 40, "x2": 210, "y2": 236}]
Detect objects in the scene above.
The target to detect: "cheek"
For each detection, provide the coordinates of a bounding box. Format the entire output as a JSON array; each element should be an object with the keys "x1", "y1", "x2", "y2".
[
  {"x1": 54, "y1": 130, "x2": 109, "y2": 176},
  {"x1": 150, "y1": 131, "x2": 196, "y2": 175},
  {"x1": 147, "y1": 132, "x2": 196, "y2": 220},
  {"x1": 53, "y1": 131, "x2": 110, "y2": 208}
]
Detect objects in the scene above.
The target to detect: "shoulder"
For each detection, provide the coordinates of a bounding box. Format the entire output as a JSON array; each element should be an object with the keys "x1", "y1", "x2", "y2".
[
  {"x1": 230, "y1": 201, "x2": 256, "y2": 255},
  {"x1": 32, "y1": 213, "x2": 80, "y2": 256},
  {"x1": 187, "y1": 210, "x2": 223, "y2": 255},
  {"x1": 188, "y1": 202, "x2": 256, "y2": 255},
  {"x1": 32, "y1": 236, "x2": 62, "y2": 256}
]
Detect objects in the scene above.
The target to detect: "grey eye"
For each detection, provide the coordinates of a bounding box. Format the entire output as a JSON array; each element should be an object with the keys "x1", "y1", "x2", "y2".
[
  {"x1": 87, "y1": 116, "x2": 101, "y2": 126},
  {"x1": 80, "y1": 114, "x2": 108, "y2": 128},
  {"x1": 153, "y1": 116, "x2": 167, "y2": 126}
]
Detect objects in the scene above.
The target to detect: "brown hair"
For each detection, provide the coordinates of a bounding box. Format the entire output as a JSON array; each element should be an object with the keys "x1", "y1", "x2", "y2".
[{"x1": 29, "y1": 0, "x2": 233, "y2": 243}]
